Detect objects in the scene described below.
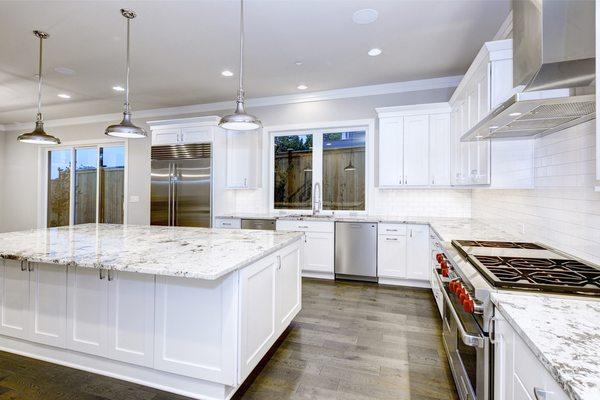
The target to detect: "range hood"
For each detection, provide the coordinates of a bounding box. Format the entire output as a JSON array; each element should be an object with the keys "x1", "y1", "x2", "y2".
[{"x1": 462, "y1": 0, "x2": 596, "y2": 141}]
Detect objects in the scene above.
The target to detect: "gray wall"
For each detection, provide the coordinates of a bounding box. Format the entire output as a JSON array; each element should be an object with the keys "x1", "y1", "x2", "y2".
[{"x1": 0, "y1": 87, "x2": 454, "y2": 232}]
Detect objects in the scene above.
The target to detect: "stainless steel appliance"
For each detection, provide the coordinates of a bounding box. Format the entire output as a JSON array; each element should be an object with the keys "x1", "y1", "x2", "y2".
[
  {"x1": 433, "y1": 239, "x2": 600, "y2": 400},
  {"x1": 334, "y1": 222, "x2": 377, "y2": 282},
  {"x1": 151, "y1": 143, "x2": 211, "y2": 228},
  {"x1": 462, "y1": 0, "x2": 596, "y2": 141},
  {"x1": 241, "y1": 218, "x2": 276, "y2": 230}
]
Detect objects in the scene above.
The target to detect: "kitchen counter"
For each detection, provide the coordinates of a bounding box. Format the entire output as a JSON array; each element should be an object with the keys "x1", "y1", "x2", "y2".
[
  {"x1": 0, "y1": 223, "x2": 303, "y2": 280},
  {"x1": 492, "y1": 293, "x2": 600, "y2": 400}
]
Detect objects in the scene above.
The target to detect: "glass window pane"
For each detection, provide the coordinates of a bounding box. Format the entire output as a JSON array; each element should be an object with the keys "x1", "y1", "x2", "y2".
[
  {"x1": 74, "y1": 147, "x2": 98, "y2": 224},
  {"x1": 274, "y1": 134, "x2": 313, "y2": 209},
  {"x1": 99, "y1": 146, "x2": 125, "y2": 224},
  {"x1": 322, "y1": 131, "x2": 366, "y2": 211},
  {"x1": 47, "y1": 150, "x2": 71, "y2": 227}
]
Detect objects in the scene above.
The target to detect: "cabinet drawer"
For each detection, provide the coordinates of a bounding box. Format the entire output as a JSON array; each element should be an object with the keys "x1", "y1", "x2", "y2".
[
  {"x1": 276, "y1": 220, "x2": 334, "y2": 233},
  {"x1": 378, "y1": 223, "x2": 407, "y2": 236},
  {"x1": 514, "y1": 332, "x2": 569, "y2": 400},
  {"x1": 214, "y1": 218, "x2": 241, "y2": 229}
]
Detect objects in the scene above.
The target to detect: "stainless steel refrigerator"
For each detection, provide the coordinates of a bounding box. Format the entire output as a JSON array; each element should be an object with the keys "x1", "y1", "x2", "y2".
[{"x1": 151, "y1": 143, "x2": 211, "y2": 228}]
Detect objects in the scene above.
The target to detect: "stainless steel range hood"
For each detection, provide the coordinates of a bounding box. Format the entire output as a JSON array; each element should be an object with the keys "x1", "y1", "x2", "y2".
[{"x1": 462, "y1": 0, "x2": 596, "y2": 141}]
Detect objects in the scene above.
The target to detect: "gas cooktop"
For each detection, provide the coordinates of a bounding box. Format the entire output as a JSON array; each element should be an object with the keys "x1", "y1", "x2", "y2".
[{"x1": 452, "y1": 240, "x2": 600, "y2": 295}]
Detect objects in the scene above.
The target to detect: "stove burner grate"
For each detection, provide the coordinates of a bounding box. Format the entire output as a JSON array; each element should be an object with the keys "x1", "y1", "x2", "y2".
[{"x1": 455, "y1": 240, "x2": 546, "y2": 250}]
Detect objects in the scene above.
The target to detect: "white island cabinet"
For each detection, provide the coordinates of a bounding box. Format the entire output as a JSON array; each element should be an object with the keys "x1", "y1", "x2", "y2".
[{"x1": 0, "y1": 224, "x2": 303, "y2": 400}]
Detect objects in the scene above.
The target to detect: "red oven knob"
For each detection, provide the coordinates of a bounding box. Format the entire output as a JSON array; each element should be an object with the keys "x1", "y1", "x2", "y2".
[
  {"x1": 459, "y1": 291, "x2": 468, "y2": 304},
  {"x1": 436, "y1": 253, "x2": 444, "y2": 263},
  {"x1": 440, "y1": 260, "x2": 448, "y2": 269},
  {"x1": 463, "y1": 297, "x2": 475, "y2": 313},
  {"x1": 449, "y1": 280, "x2": 457, "y2": 292},
  {"x1": 442, "y1": 267, "x2": 449, "y2": 277}
]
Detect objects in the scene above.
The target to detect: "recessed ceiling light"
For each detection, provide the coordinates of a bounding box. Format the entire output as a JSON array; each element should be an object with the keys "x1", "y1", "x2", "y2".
[
  {"x1": 297, "y1": 84, "x2": 308, "y2": 90},
  {"x1": 54, "y1": 67, "x2": 75, "y2": 76},
  {"x1": 368, "y1": 48, "x2": 382, "y2": 57},
  {"x1": 353, "y1": 9, "x2": 378, "y2": 24},
  {"x1": 509, "y1": 112, "x2": 522, "y2": 117},
  {"x1": 489, "y1": 125, "x2": 499, "y2": 130},
  {"x1": 112, "y1": 85, "x2": 125, "y2": 92},
  {"x1": 295, "y1": 61, "x2": 303, "y2": 66},
  {"x1": 57, "y1": 93, "x2": 71, "y2": 99},
  {"x1": 221, "y1": 70, "x2": 234, "y2": 77}
]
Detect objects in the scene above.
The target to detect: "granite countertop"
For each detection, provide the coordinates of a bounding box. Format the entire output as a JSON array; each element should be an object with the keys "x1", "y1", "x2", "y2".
[
  {"x1": 0, "y1": 224, "x2": 303, "y2": 280},
  {"x1": 492, "y1": 293, "x2": 600, "y2": 400}
]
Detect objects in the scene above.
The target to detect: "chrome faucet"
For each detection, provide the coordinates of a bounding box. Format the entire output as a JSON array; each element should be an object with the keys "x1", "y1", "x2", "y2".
[{"x1": 313, "y1": 182, "x2": 321, "y2": 215}]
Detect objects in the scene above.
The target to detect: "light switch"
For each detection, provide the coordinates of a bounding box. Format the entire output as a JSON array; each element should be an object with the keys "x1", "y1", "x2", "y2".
[{"x1": 129, "y1": 195, "x2": 140, "y2": 203}]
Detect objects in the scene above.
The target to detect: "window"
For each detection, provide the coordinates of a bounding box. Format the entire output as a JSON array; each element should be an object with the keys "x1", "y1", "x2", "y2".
[
  {"x1": 45, "y1": 143, "x2": 126, "y2": 227},
  {"x1": 271, "y1": 127, "x2": 367, "y2": 213}
]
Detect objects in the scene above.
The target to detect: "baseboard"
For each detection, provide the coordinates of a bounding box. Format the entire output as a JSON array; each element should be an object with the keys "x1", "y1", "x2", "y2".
[
  {"x1": 302, "y1": 271, "x2": 334, "y2": 280},
  {"x1": 378, "y1": 277, "x2": 431, "y2": 289}
]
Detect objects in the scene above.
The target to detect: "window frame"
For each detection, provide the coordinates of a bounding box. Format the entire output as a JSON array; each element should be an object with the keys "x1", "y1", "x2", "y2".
[
  {"x1": 266, "y1": 119, "x2": 374, "y2": 215},
  {"x1": 38, "y1": 138, "x2": 128, "y2": 228}
]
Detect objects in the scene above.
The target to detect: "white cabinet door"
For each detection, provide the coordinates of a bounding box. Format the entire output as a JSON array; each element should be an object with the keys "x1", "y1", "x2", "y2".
[
  {"x1": 275, "y1": 242, "x2": 302, "y2": 332},
  {"x1": 107, "y1": 271, "x2": 155, "y2": 367},
  {"x1": 429, "y1": 113, "x2": 451, "y2": 186},
  {"x1": 378, "y1": 118, "x2": 403, "y2": 187},
  {"x1": 457, "y1": 102, "x2": 471, "y2": 184},
  {"x1": 377, "y1": 235, "x2": 407, "y2": 278},
  {"x1": 181, "y1": 127, "x2": 212, "y2": 144},
  {"x1": 403, "y1": 115, "x2": 429, "y2": 186},
  {"x1": 226, "y1": 130, "x2": 260, "y2": 189},
  {"x1": 406, "y1": 225, "x2": 430, "y2": 281},
  {"x1": 152, "y1": 129, "x2": 181, "y2": 145},
  {"x1": 154, "y1": 273, "x2": 236, "y2": 385},
  {"x1": 66, "y1": 267, "x2": 109, "y2": 357},
  {"x1": 239, "y1": 255, "x2": 277, "y2": 381},
  {"x1": 28, "y1": 263, "x2": 67, "y2": 347},
  {"x1": 0, "y1": 260, "x2": 29, "y2": 339},
  {"x1": 304, "y1": 232, "x2": 334, "y2": 273}
]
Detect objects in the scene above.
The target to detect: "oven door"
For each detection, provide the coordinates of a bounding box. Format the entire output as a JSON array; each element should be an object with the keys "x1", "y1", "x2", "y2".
[{"x1": 436, "y1": 272, "x2": 490, "y2": 400}]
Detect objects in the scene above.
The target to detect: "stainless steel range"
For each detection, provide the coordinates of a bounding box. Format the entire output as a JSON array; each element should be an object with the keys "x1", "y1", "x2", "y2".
[{"x1": 433, "y1": 240, "x2": 600, "y2": 400}]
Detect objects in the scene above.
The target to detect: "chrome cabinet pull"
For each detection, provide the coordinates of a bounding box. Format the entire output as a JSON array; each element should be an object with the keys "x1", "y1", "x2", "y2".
[
  {"x1": 107, "y1": 270, "x2": 114, "y2": 281},
  {"x1": 298, "y1": 225, "x2": 309, "y2": 229},
  {"x1": 385, "y1": 237, "x2": 398, "y2": 241},
  {"x1": 277, "y1": 256, "x2": 282, "y2": 271},
  {"x1": 99, "y1": 269, "x2": 105, "y2": 280},
  {"x1": 534, "y1": 387, "x2": 548, "y2": 400},
  {"x1": 20, "y1": 260, "x2": 27, "y2": 272},
  {"x1": 28, "y1": 262, "x2": 34, "y2": 272}
]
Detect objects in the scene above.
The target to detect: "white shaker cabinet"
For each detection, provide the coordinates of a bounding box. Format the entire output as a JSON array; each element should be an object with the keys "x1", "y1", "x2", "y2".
[
  {"x1": 152, "y1": 129, "x2": 181, "y2": 145},
  {"x1": 150, "y1": 124, "x2": 214, "y2": 146},
  {"x1": 0, "y1": 260, "x2": 30, "y2": 339},
  {"x1": 405, "y1": 224, "x2": 430, "y2": 281},
  {"x1": 429, "y1": 113, "x2": 451, "y2": 186},
  {"x1": 378, "y1": 118, "x2": 404, "y2": 187},
  {"x1": 403, "y1": 115, "x2": 429, "y2": 186},
  {"x1": 377, "y1": 227, "x2": 407, "y2": 278},
  {"x1": 29, "y1": 262, "x2": 67, "y2": 348},
  {"x1": 226, "y1": 130, "x2": 262, "y2": 189}
]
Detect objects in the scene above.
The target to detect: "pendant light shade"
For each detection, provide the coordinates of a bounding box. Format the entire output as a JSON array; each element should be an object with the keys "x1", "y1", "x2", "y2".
[
  {"x1": 344, "y1": 160, "x2": 356, "y2": 172},
  {"x1": 219, "y1": 0, "x2": 262, "y2": 131},
  {"x1": 18, "y1": 31, "x2": 61, "y2": 145},
  {"x1": 105, "y1": 9, "x2": 146, "y2": 139}
]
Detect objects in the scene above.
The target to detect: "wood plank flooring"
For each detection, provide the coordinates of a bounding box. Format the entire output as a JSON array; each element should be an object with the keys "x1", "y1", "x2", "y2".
[{"x1": 0, "y1": 278, "x2": 458, "y2": 400}]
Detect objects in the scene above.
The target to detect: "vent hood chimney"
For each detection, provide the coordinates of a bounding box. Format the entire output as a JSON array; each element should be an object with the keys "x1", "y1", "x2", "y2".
[{"x1": 462, "y1": 0, "x2": 595, "y2": 141}]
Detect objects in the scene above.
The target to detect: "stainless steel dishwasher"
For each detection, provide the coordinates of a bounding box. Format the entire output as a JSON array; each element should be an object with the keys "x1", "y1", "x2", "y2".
[
  {"x1": 335, "y1": 222, "x2": 378, "y2": 282},
  {"x1": 241, "y1": 218, "x2": 276, "y2": 230}
]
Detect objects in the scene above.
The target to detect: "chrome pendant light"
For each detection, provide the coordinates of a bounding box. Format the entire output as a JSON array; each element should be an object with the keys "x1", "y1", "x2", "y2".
[
  {"x1": 18, "y1": 31, "x2": 61, "y2": 145},
  {"x1": 219, "y1": 0, "x2": 262, "y2": 131},
  {"x1": 105, "y1": 9, "x2": 146, "y2": 139}
]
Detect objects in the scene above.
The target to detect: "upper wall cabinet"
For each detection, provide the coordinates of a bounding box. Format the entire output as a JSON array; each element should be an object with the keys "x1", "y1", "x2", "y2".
[
  {"x1": 377, "y1": 103, "x2": 451, "y2": 188},
  {"x1": 449, "y1": 39, "x2": 534, "y2": 188},
  {"x1": 148, "y1": 116, "x2": 220, "y2": 146},
  {"x1": 226, "y1": 130, "x2": 262, "y2": 189}
]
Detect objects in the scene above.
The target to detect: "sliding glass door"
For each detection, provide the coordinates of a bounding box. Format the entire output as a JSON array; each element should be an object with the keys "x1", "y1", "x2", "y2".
[
  {"x1": 272, "y1": 127, "x2": 366, "y2": 213},
  {"x1": 46, "y1": 143, "x2": 126, "y2": 227}
]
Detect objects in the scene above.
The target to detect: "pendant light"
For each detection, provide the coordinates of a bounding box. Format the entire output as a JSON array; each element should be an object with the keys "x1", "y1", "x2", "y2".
[
  {"x1": 17, "y1": 31, "x2": 61, "y2": 145},
  {"x1": 105, "y1": 9, "x2": 146, "y2": 139},
  {"x1": 344, "y1": 150, "x2": 356, "y2": 172},
  {"x1": 219, "y1": 0, "x2": 262, "y2": 131}
]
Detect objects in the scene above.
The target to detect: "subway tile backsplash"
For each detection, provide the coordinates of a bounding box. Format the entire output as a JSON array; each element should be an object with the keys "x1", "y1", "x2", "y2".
[{"x1": 473, "y1": 120, "x2": 600, "y2": 265}]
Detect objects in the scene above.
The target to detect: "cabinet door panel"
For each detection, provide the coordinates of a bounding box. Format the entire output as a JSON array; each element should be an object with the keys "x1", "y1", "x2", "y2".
[
  {"x1": 378, "y1": 118, "x2": 403, "y2": 186},
  {"x1": 226, "y1": 130, "x2": 260, "y2": 189},
  {"x1": 0, "y1": 260, "x2": 29, "y2": 339},
  {"x1": 29, "y1": 263, "x2": 67, "y2": 347},
  {"x1": 276, "y1": 243, "x2": 302, "y2": 331},
  {"x1": 304, "y1": 232, "x2": 334, "y2": 273},
  {"x1": 108, "y1": 271, "x2": 155, "y2": 367},
  {"x1": 66, "y1": 267, "x2": 108, "y2": 357},
  {"x1": 152, "y1": 129, "x2": 181, "y2": 145},
  {"x1": 406, "y1": 225, "x2": 430, "y2": 281},
  {"x1": 181, "y1": 127, "x2": 211, "y2": 144},
  {"x1": 377, "y1": 235, "x2": 407, "y2": 278},
  {"x1": 403, "y1": 115, "x2": 429, "y2": 186},
  {"x1": 429, "y1": 113, "x2": 451, "y2": 186}
]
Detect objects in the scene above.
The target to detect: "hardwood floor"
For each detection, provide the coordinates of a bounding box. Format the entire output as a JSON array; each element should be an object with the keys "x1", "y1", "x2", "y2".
[{"x1": 0, "y1": 278, "x2": 458, "y2": 400}]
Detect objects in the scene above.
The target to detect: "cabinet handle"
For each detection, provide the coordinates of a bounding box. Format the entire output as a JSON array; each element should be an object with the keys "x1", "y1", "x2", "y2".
[
  {"x1": 222, "y1": 222, "x2": 231, "y2": 226},
  {"x1": 20, "y1": 260, "x2": 27, "y2": 272},
  {"x1": 107, "y1": 270, "x2": 114, "y2": 281},
  {"x1": 533, "y1": 388, "x2": 548, "y2": 400},
  {"x1": 277, "y1": 255, "x2": 282, "y2": 271},
  {"x1": 99, "y1": 269, "x2": 105, "y2": 280},
  {"x1": 386, "y1": 229, "x2": 398, "y2": 232},
  {"x1": 385, "y1": 237, "x2": 398, "y2": 241},
  {"x1": 28, "y1": 262, "x2": 34, "y2": 272},
  {"x1": 410, "y1": 229, "x2": 413, "y2": 238},
  {"x1": 298, "y1": 225, "x2": 309, "y2": 229},
  {"x1": 244, "y1": 178, "x2": 247, "y2": 187}
]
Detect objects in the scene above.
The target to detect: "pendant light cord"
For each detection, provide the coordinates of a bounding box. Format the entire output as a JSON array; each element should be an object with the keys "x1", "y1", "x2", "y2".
[
  {"x1": 237, "y1": 0, "x2": 244, "y2": 101},
  {"x1": 36, "y1": 35, "x2": 43, "y2": 122},
  {"x1": 124, "y1": 16, "x2": 131, "y2": 113}
]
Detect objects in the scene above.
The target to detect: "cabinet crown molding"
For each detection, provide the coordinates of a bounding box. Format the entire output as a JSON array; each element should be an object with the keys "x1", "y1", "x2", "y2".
[
  {"x1": 147, "y1": 116, "x2": 221, "y2": 131},
  {"x1": 376, "y1": 102, "x2": 451, "y2": 118}
]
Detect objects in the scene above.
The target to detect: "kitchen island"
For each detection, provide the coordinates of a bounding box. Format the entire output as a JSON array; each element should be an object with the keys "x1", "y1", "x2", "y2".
[{"x1": 0, "y1": 224, "x2": 304, "y2": 400}]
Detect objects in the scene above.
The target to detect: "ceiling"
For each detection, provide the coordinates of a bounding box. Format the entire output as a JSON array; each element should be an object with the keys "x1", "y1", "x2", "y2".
[{"x1": 0, "y1": 0, "x2": 510, "y2": 125}]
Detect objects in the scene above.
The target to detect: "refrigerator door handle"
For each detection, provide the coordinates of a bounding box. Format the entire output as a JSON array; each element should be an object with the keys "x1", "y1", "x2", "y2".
[
  {"x1": 172, "y1": 164, "x2": 178, "y2": 227},
  {"x1": 167, "y1": 163, "x2": 173, "y2": 226}
]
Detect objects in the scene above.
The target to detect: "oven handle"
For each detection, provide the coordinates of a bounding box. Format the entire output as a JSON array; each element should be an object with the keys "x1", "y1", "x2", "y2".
[{"x1": 435, "y1": 271, "x2": 485, "y2": 349}]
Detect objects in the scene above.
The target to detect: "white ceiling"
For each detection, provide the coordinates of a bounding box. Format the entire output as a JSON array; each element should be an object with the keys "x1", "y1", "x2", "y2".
[{"x1": 0, "y1": 0, "x2": 510, "y2": 125}]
